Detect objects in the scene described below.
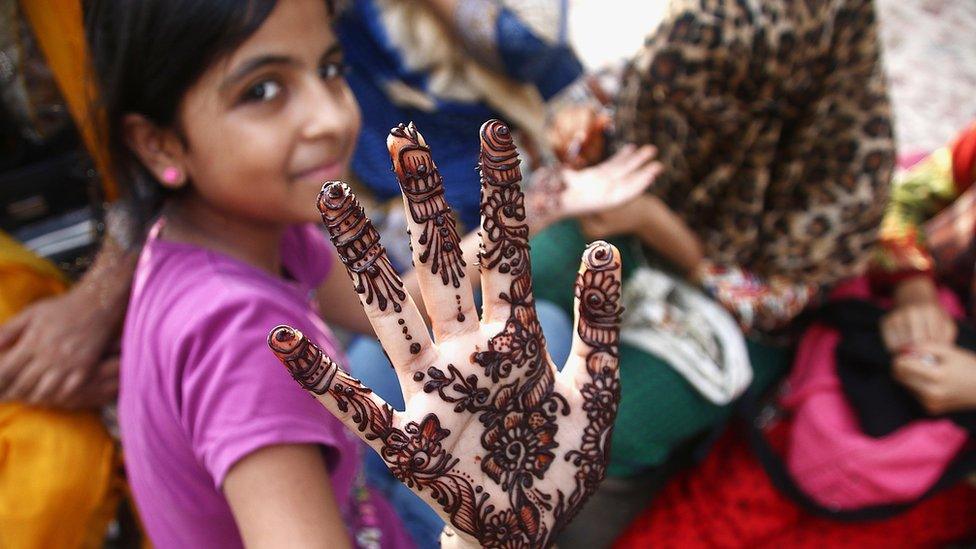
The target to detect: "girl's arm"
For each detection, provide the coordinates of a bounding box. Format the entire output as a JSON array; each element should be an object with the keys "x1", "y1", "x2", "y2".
[{"x1": 224, "y1": 444, "x2": 352, "y2": 549}]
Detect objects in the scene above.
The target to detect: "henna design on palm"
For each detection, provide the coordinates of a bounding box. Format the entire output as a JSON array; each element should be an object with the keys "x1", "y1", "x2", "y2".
[{"x1": 269, "y1": 120, "x2": 623, "y2": 548}]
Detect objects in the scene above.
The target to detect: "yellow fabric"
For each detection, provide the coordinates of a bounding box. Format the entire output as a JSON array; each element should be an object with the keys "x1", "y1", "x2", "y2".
[
  {"x1": 19, "y1": 0, "x2": 117, "y2": 201},
  {"x1": 0, "y1": 232, "x2": 68, "y2": 321},
  {"x1": 0, "y1": 231, "x2": 120, "y2": 549}
]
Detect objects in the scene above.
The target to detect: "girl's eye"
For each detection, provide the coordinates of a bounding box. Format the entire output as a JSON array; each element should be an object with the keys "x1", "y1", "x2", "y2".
[
  {"x1": 319, "y1": 61, "x2": 348, "y2": 80},
  {"x1": 242, "y1": 80, "x2": 282, "y2": 103}
]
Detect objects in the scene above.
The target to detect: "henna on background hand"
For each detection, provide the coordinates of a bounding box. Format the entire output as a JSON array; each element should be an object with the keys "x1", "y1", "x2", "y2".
[
  {"x1": 524, "y1": 167, "x2": 568, "y2": 226},
  {"x1": 388, "y1": 122, "x2": 467, "y2": 290}
]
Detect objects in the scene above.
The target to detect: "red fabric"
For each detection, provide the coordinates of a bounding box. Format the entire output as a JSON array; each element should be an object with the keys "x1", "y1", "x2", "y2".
[
  {"x1": 614, "y1": 427, "x2": 976, "y2": 549},
  {"x1": 951, "y1": 121, "x2": 976, "y2": 194}
]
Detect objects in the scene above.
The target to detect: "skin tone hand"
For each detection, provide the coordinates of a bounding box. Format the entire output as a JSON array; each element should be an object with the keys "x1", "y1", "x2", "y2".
[
  {"x1": 0, "y1": 237, "x2": 135, "y2": 408},
  {"x1": 269, "y1": 120, "x2": 624, "y2": 548},
  {"x1": 881, "y1": 276, "x2": 957, "y2": 352},
  {"x1": 524, "y1": 144, "x2": 661, "y2": 235},
  {"x1": 893, "y1": 342, "x2": 976, "y2": 415}
]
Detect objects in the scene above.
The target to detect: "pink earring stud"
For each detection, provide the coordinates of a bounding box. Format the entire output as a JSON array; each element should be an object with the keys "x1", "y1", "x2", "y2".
[{"x1": 162, "y1": 167, "x2": 181, "y2": 184}]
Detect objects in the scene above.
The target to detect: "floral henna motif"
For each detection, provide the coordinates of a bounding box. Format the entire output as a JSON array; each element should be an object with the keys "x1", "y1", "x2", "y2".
[
  {"x1": 388, "y1": 122, "x2": 467, "y2": 290},
  {"x1": 272, "y1": 123, "x2": 622, "y2": 548},
  {"x1": 318, "y1": 182, "x2": 407, "y2": 313},
  {"x1": 477, "y1": 120, "x2": 530, "y2": 278},
  {"x1": 269, "y1": 326, "x2": 491, "y2": 538},
  {"x1": 456, "y1": 118, "x2": 572, "y2": 544}
]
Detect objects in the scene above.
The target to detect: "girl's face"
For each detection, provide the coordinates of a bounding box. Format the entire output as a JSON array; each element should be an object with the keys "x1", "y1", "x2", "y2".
[{"x1": 176, "y1": 0, "x2": 360, "y2": 225}]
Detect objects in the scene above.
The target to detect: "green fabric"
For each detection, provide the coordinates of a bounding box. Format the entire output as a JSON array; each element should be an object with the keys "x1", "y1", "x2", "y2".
[{"x1": 530, "y1": 220, "x2": 791, "y2": 477}]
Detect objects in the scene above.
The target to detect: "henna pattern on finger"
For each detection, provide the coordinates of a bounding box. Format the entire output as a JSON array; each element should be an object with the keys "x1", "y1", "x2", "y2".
[
  {"x1": 269, "y1": 326, "x2": 491, "y2": 537},
  {"x1": 283, "y1": 125, "x2": 622, "y2": 549},
  {"x1": 269, "y1": 325, "x2": 338, "y2": 395},
  {"x1": 552, "y1": 241, "x2": 622, "y2": 532},
  {"x1": 388, "y1": 122, "x2": 467, "y2": 291},
  {"x1": 319, "y1": 182, "x2": 407, "y2": 313},
  {"x1": 319, "y1": 182, "x2": 422, "y2": 354},
  {"x1": 477, "y1": 119, "x2": 529, "y2": 279}
]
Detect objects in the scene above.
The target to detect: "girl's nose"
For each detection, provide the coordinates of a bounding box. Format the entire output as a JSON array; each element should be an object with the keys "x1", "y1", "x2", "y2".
[{"x1": 300, "y1": 79, "x2": 356, "y2": 142}]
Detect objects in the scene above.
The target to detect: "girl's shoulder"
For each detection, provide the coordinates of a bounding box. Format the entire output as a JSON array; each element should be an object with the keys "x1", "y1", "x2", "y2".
[{"x1": 127, "y1": 237, "x2": 311, "y2": 354}]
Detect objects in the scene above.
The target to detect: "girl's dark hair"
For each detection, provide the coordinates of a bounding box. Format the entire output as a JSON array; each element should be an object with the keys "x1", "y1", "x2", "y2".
[{"x1": 85, "y1": 0, "x2": 335, "y2": 230}]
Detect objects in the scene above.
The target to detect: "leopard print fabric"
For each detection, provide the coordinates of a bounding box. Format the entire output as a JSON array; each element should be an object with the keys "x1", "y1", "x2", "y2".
[{"x1": 615, "y1": 0, "x2": 894, "y2": 290}]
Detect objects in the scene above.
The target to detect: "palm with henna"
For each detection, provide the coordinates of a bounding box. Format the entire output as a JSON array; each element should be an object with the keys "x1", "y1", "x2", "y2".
[{"x1": 268, "y1": 120, "x2": 623, "y2": 548}]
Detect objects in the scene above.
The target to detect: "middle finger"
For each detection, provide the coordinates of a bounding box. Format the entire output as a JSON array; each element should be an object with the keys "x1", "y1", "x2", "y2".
[{"x1": 387, "y1": 122, "x2": 479, "y2": 340}]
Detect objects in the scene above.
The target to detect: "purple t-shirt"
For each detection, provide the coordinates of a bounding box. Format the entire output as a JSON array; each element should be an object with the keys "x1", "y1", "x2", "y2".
[{"x1": 120, "y1": 222, "x2": 412, "y2": 548}]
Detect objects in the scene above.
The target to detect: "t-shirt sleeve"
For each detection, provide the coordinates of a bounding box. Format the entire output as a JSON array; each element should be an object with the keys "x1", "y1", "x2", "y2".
[
  {"x1": 281, "y1": 223, "x2": 335, "y2": 288},
  {"x1": 177, "y1": 292, "x2": 347, "y2": 489}
]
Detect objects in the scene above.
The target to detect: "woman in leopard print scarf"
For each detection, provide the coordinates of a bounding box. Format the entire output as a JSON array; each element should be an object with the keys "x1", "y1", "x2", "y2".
[{"x1": 533, "y1": 1, "x2": 894, "y2": 545}]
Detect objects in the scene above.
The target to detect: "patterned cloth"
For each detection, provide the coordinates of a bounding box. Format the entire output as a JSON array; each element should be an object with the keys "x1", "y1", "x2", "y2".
[
  {"x1": 337, "y1": 0, "x2": 582, "y2": 230},
  {"x1": 870, "y1": 121, "x2": 976, "y2": 302},
  {"x1": 613, "y1": 427, "x2": 976, "y2": 548},
  {"x1": 614, "y1": 0, "x2": 894, "y2": 331}
]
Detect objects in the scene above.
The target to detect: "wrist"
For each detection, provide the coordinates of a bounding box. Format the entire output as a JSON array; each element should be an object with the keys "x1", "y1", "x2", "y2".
[
  {"x1": 894, "y1": 275, "x2": 939, "y2": 307},
  {"x1": 75, "y1": 239, "x2": 137, "y2": 322}
]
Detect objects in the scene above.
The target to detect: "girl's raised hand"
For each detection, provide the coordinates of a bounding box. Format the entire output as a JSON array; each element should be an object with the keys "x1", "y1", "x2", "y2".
[{"x1": 268, "y1": 120, "x2": 623, "y2": 548}]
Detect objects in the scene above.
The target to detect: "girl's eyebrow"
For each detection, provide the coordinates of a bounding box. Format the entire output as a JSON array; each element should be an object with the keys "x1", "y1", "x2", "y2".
[
  {"x1": 220, "y1": 54, "x2": 298, "y2": 91},
  {"x1": 220, "y1": 42, "x2": 343, "y2": 92},
  {"x1": 320, "y1": 43, "x2": 343, "y2": 62}
]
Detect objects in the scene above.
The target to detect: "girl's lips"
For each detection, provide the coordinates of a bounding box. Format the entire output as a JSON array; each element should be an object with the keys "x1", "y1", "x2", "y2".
[{"x1": 292, "y1": 161, "x2": 344, "y2": 183}]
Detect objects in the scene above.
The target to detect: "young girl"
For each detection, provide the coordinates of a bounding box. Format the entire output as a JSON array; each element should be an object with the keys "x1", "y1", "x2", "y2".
[
  {"x1": 87, "y1": 0, "x2": 638, "y2": 546},
  {"x1": 86, "y1": 0, "x2": 413, "y2": 546}
]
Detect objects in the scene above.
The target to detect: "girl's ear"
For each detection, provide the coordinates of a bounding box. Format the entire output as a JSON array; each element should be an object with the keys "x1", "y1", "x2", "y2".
[{"x1": 123, "y1": 113, "x2": 189, "y2": 189}]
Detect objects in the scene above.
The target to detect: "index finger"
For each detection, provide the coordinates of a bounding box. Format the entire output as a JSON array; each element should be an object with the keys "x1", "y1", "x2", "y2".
[{"x1": 318, "y1": 182, "x2": 436, "y2": 372}]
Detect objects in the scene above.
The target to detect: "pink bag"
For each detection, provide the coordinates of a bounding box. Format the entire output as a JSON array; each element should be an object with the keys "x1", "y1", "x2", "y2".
[{"x1": 780, "y1": 277, "x2": 969, "y2": 510}]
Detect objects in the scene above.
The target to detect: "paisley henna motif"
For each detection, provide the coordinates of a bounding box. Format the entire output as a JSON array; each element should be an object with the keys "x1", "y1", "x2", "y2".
[
  {"x1": 553, "y1": 241, "x2": 622, "y2": 532},
  {"x1": 318, "y1": 182, "x2": 407, "y2": 313},
  {"x1": 388, "y1": 122, "x2": 467, "y2": 290}
]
